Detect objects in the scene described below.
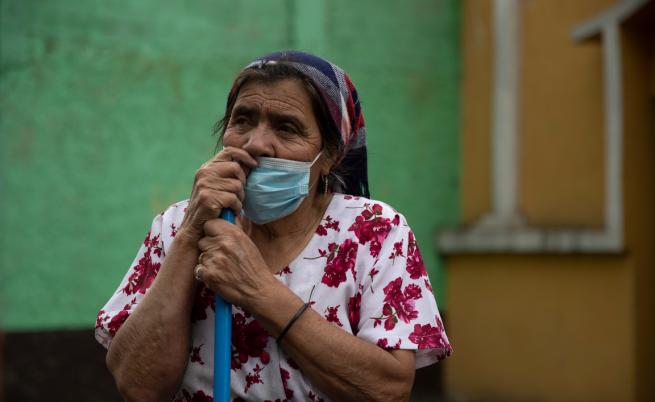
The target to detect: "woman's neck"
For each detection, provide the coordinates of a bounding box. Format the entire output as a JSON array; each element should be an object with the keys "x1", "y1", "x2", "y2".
[{"x1": 240, "y1": 191, "x2": 332, "y2": 273}]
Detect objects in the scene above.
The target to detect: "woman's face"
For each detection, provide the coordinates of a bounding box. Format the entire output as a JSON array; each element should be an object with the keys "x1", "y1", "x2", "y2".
[{"x1": 222, "y1": 78, "x2": 323, "y2": 164}]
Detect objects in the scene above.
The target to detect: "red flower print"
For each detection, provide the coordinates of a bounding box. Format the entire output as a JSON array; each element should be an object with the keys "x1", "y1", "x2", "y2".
[
  {"x1": 309, "y1": 391, "x2": 325, "y2": 402},
  {"x1": 122, "y1": 231, "x2": 162, "y2": 295},
  {"x1": 276, "y1": 266, "x2": 292, "y2": 276},
  {"x1": 409, "y1": 322, "x2": 448, "y2": 349},
  {"x1": 188, "y1": 391, "x2": 212, "y2": 402},
  {"x1": 191, "y1": 284, "x2": 215, "y2": 322},
  {"x1": 107, "y1": 298, "x2": 137, "y2": 336},
  {"x1": 369, "y1": 241, "x2": 382, "y2": 259},
  {"x1": 316, "y1": 239, "x2": 358, "y2": 288},
  {"x1": 347, "y1": 292, "x2": 362, "y2": 333},
  {"x1": 143, "y1": 230, "x2": 156, "y2": 247},
  {"x1": 324, "y1": 305, "x2": 343, "y2": 327},
  {"x1": 376, "y1": 338, "x2": 402, "y2": 349},
  {"x1": 348, "y1": 203, "x2": 393, "y2": 258},
  {"x1": 326, "y1": 217, "x2": 340, "y2": 230},
  {"x1": 107, "y1": 310, "x2": 129, "y2": 336},
  {"x1": 368, "y1": 267, "x2": 380, "y2": 293},
  {"x1": 424, "y1": 278, "x2": 433, "y2": 292},
  {"x1": 146, "y1": 233, "x2": 162, "y2": 257},
  {"x1": 383, "y1": 314, "x2": 397, "y2": 330},
  {"x1": 404, "y1": 283, "x2": 422, "y2": 299},
  {"x1": 369, "y1": 267, "x2": 380, "y2": 280},
  {"x1": 177, "y1": 389, "x2": 212, "y2": 402},
  {"x1": 232, "y1": 312, "x2": 271, "y2": 370},
  {"x1": 96, "y1": 309, "x2": 109, "y2": 329},
  {"x1": 389, "y1": 240, "x2": 404, "y2": 264},
  {"x1": 190, "y1": 344, "x2": 204, "y2": 365},
  {"x1": 244, "y1": 364, "x2": 264, "y2": 393},
  {"x1": 406, "y1": 231, "x2": 427, "y2": 279},
  {"x1": 385, "y1": 279, "x2": 422, "y2": 323},
  {"x1": 170, "y1": 223, "x2": 178, "y2": 238},
  {"x1": 317, "y1": 215, "x2": 340, "y2": 236},
  {"x1": 372, "y1": 278, "x2": 422, "y2": 331},
  {"x1": 280, "y1": 367, "x2": 294, "y2": 399}
]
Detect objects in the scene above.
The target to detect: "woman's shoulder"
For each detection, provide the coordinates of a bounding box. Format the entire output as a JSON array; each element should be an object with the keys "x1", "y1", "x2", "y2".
[
  {"x1": 323, "y1": 194, "x2": 409, "y2": 246},
  {"x1": 158, "y1": 199, "x2": 189, "y2": 223},
  {"x1": 329, "y1": 193, "x2": 406, "y2": 224},
  {"x1": 147, "y1": 200, "x2": 189, "y2": 245}
]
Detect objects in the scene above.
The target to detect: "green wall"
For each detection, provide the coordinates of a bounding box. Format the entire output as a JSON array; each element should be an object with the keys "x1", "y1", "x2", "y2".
[{"x1": 0, "y1": 0, "x2": 459, "y2": 330}]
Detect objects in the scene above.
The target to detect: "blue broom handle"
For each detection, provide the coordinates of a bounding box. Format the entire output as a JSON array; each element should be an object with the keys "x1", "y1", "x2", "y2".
[{"x1": 214, "y1": 208, "x2": 234, "y2": 401}]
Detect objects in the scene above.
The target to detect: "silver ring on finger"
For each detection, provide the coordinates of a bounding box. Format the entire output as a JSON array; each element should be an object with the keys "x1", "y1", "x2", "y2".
[{"x1": 194, "y1": 264, "x2": 204, "y2": 282}]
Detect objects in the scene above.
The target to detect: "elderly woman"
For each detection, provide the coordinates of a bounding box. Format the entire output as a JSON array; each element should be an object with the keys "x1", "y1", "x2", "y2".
[{"x1": 96, "y1": 50, "x2": 451, "y2": 401}]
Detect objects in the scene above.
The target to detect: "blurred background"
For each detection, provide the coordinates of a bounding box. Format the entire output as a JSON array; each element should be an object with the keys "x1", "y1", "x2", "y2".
[{"x1": 0, "y1": 0, "x2": 652, "y2": 401}]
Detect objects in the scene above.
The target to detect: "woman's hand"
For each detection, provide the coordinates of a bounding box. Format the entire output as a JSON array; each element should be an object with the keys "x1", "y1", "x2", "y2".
[
  {"x1": 180, "y1": 147, "x2": 257, "y2": 239},
  {"x1": 196, "y1": 219, "x2": 278, "y2": 309}
]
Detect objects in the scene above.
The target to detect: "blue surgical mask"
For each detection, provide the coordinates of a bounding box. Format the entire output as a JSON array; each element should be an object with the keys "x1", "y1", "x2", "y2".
[{"x1": 242, "y1": 152, "x2": 322, "y2": 224}]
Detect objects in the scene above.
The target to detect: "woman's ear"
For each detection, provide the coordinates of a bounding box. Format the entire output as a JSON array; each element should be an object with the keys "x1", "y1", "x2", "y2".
[{"x1": 320, "y1": 149, "x2": 338, "y2": 177}]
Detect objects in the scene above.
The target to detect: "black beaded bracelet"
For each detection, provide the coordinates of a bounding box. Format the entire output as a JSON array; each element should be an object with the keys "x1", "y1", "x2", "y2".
[{"x1": 276, "y1": 302, "x2": 311, "y2": 344}]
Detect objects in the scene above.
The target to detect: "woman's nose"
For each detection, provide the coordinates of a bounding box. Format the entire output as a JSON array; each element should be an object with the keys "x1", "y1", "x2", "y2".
[{"x1": 242, "y1": 123, "x2": 274, "y2": 158}]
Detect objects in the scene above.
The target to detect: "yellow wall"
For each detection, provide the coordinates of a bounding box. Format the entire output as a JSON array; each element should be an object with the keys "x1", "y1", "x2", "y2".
[
  {"x1": 520, "y1": 0, "x2": 611, "y2": 226},
  {"x1": 445, "y1": 1, "x2": 654, "y2": 401},
  {"x1": 444, "y1": 256, "x2": 634, "y2": 402},
  {"x1": 460, "y1": 0, "x2": 493, "y2": 223},
  {"x1": 622, "y1": 15, "x2": 655, "y2": 401}
]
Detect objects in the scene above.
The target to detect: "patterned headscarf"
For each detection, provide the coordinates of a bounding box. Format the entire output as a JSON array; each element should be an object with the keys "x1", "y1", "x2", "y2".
[{"x1": 243, "y1": 50, "x2": 369, "y2": 198}]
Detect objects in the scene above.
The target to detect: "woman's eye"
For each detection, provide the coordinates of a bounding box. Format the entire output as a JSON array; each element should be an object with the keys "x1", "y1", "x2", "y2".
[
  {"x1": 279, "y1": 124, "x2": 298, "y2": 134},
  {"x1": 231, "y1": 116, "x2": 249, "y2": 127}
]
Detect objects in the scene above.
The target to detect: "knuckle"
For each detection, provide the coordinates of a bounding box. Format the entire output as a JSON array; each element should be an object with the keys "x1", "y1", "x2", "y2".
[
  {"x1": 203, "y1": 219, "x2": 218, "y2": 234},
  {"x1": 203, "y1": 253, "x2": 217, "y2": 267},
  {"x1": 222, "y1": 193, "x2": 238, "y2": 208},
  {"x1": 215, "y1": 254, "x2": 229, "y2": 267},
  {"x1": 194, "y1": 168, "x2": 207, "y2": 182},
  {"x1": 197, "y1": 191, "x2": 212, "y2": 205},
  {"x1": 231, "y1": 178, "x2": 245, "y2": 192},
  {"x1": 226, "y1": 161, "x2": 241, "y2": 176}
]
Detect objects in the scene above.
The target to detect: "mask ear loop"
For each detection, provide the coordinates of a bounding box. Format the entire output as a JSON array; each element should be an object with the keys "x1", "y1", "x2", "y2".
[
  {"x1": 309, "y1": 151, "x2": 330, "y2": 195},
  {"x1": 310, "y1": 151, "x2": 323, "y2": 166}
]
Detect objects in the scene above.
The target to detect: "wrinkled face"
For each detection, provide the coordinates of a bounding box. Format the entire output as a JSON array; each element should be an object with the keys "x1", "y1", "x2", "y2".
[{"x1": 222, "y1": 78, "x2": 323, "y2": 165}]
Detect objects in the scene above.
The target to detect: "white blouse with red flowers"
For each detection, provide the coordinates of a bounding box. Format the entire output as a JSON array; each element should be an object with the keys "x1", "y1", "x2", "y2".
[{"x1": 96, "y1": 194, "x2": 452, "y2": 401}]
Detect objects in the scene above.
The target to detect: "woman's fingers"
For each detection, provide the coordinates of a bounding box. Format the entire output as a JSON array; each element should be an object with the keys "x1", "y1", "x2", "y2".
[
  {"x1": 181, "y1": 147, "x2": 257, "y2": 237},
  {"x1": 196, "y1": 176, "x2": 245, "y2": 203},
  {"x1": 196, "y1": 161, "x2": 246, "y2": 187},
  {"x1": 213, "y1": 146, "x2": 258, "y2": 170},
  {"x1": 196, "y1": 188, "x2": 243, "y2": 216},
  {"x1": 195, "y1": 223, "x2": 271, "y2": 307},
  {"x1": 199, "y1": 219, "x2": 239, "y2": 247}
]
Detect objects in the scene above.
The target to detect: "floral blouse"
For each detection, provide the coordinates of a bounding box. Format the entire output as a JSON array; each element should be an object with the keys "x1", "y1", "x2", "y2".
[{"x1": 96, "y1": 193, "x2": 452, "y2": 401}]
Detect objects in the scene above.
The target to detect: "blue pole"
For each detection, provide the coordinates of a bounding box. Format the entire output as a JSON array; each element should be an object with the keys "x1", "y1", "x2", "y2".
[{"x1": 214, "y1": 208, "x2": 234, "y2": 401}]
